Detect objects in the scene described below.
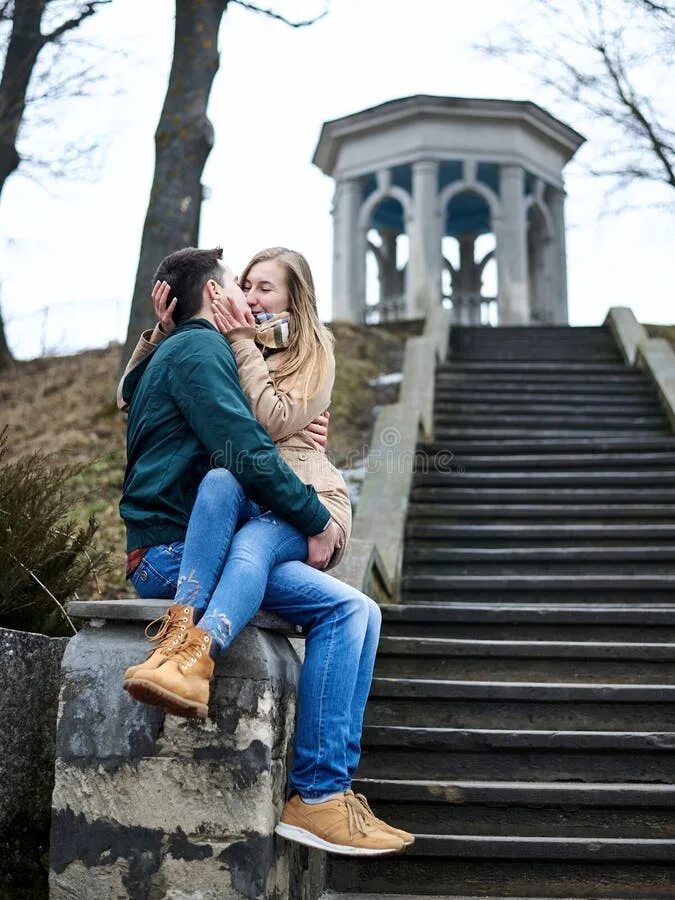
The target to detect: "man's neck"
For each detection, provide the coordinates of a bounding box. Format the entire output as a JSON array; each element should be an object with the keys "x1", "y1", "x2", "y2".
[{"x1": 189, "y1": 306, "x2": 217, "y2": 327}]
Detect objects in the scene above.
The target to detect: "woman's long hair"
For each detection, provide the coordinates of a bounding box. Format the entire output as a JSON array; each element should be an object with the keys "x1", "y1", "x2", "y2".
[{"x1": 240, "y1": 247, "x2": 335, "y2": 410}]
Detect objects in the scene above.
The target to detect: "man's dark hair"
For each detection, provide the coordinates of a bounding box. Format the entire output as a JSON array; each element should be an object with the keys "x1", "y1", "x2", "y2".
[{"x1": 153, "y1": 247, "x2": 225, "y2": 325}]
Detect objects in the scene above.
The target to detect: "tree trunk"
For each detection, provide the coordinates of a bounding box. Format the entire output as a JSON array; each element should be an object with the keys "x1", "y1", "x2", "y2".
[
  {"x1": 0, "y1": 0, "x2": 48, "y2": 366},
  {"x1": 0, "y1": 0, "x2": 47, "y2": 192},
  {"x1": 0, "y1": 302, "x2": 13, "y2": 368},
  {"x1": 119, "y1": 0, "x2": 228, "y2": 371}
]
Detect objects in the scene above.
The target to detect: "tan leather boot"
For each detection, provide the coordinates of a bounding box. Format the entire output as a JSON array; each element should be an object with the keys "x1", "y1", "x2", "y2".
[
  {"x1": 274, "y1": 792, "x2": 405, "y2": 856},
  {"x1": 346, "y1": 789, "x2": 415, "y2": 846},
  {"x1": 124, "y1": 604, "x2": 196, "y2": 680},
  {"x1": 124, "y1": 626, "x2": 215, "y2": 719}
]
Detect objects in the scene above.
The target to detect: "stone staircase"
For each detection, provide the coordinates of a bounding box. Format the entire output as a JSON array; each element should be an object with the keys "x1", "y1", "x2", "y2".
[{"x1": 325, "y1": 325, "x2": 675, "y2": 899}]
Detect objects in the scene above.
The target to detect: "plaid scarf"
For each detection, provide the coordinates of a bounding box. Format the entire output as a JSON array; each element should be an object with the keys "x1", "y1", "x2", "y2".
[{"x1": 254, "y1": 311, "x2": 290, "y2": 350}]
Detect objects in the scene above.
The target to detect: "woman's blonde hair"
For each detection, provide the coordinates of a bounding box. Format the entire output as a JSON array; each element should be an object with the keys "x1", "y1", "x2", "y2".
[{"x1": 240, "y1": 247, "x2": 334, "y2": 410}]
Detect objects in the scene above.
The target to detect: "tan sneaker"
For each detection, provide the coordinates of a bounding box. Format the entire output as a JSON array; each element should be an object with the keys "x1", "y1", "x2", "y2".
[
  {"x1": 124, "y1": 626, "x2": 214, "y2": 719},
  {"x1": 346, "y1": 789, "x2": 415, "y2": 846},
  {"x1": 124, "y1": 604, "x2": 196, "y2": 680},
  {"x1": 274, "y1": 792, "x2": 405, "y2": 856}
]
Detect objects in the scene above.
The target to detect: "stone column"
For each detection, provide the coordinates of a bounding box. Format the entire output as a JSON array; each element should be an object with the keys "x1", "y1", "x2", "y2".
[
  {"x1": 546, "y1": 187, "x2": 569, "y2": 324},
  {"x1": 496, "y1": 164, "x2": 529, "y2": 324},
  {"x1": 407, "y1": 159, "x2": 440, "y2": 318},
  {"x1": 332, "y1": 178, "x2": 363, "y2": 322}
]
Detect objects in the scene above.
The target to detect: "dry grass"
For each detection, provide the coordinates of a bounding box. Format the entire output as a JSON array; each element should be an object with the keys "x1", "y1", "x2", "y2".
[
  {"x1": 1, "y1": 322, "x2": 415, "y2": 598},
  {"x1": 645, "y1": 324, "x2": 675, "y2": 348}
]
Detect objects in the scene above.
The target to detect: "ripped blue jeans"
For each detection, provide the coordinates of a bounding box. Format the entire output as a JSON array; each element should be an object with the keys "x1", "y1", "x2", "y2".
[
  {"x1": 131, "y1": 470, "x2": 308, "y2": 654},
  {"x1": 130, "y1": 469, "x2": 382, "y2": 799}
]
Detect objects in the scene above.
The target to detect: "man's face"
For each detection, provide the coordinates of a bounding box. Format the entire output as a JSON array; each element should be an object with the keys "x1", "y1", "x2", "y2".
[{"x1": 218, "y1": 264, "x2": 247, "y2": 307}]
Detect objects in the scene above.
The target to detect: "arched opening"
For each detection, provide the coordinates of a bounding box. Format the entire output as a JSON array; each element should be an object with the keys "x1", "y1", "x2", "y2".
[
  {"x1": 364, "y1": 196, "x2": 408, "y2": 323},
  {"x1": 442, "y1": 190, "x2": 497, "y2": 324}
]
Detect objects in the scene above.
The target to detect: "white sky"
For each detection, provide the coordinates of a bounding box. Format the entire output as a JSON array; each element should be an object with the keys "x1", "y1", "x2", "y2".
[{"x1": 1, "y1": 0, "x2": 673, "y2": 359}]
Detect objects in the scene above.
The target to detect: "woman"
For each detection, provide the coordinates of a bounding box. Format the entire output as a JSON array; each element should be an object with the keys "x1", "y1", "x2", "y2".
[{"x1": 119, "y1": 247, "x2": 352, "y2": 685}]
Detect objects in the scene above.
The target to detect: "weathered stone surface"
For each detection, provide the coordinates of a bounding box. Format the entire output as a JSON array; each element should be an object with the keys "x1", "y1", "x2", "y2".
[
  {"x1": 0, "y1": 626, "x2": 69, "y2": 895},
  {"x1": 49, "y1": 619, "x2": 323, "y2": 899}
]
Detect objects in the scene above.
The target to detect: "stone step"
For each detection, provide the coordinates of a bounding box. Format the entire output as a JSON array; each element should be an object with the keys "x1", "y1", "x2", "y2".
[
  {"x1": 376, "y1": 630, "x2": 675, "y2": 679},
  {"x1": 402, "y1": 574, "x2": 675, "y2": 592},
  {"x1": 409, "y1": 486, "x2": 675, "y2": 503},
  {"x1": 380, "y1": 602, "x2": 675, "y2": 625},
  {"x1": 377, "y1": 635, "x2": 675, "y2": 659},
  {"x1": 406, "y1": 508, "x2": 675, "y2": 525},
  {"x1": 451, "y1": 352, "x2": 624, "y2": 362},
  {"x1": 414, "y1": 449, "x2": 675, "y2": 469},
  {"x1": 435, "y1": 378, "x2": 654, "y2": 393},
  {"x1": 366, "y1": 680, "x2": 675, "y2": 732},
  {"x1": 434, "y1": 400, "x2": 662, "y2": 416},
  {"x1": 433, "y1": 414, "x2": 665, "y2": 428},
  {"x1": 403, "y1": 546, "x2": 675, "y2": 563},
  {"x1": 353, "y1": 776, "x2": 675, "y2": 809},
  {"x1": 381, "y1": 620, "x2": 675, "y2": 642},
  {"x1": 358, "y1": 733, "x2": 675, "y2": 782},
  {"x1": 417, "y1": 436, "x2": 675, "y2": 453},
  {"x1": 437, "y1": 362, "x2": 631, "y2": 374},
  {"x1": 327, "y1": 852, "x2": 675, "y2": 897},
  {"x1": 412, "y1": 470, "x2": 675, "y2": 486},
  {"x1": 361, "y1": 797, "x2": 675, "y2": 839},
  {"x1": 433, "y1": 387, "x2": 656, "y2": 402},
  {"x1": 401, "y1": 589, "x2": 675, "y2": 605},
  {"x1": 333, "y1": 834, "x2": 675, "y2": 861},
  {"x1": 433, "y1": 428, "x2": 671, "y2": 440}
]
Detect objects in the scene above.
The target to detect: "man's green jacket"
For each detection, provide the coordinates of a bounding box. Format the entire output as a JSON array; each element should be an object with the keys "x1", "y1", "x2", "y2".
[{"x1": 120, "y1": 318, "x2": 330, "y2": 552}]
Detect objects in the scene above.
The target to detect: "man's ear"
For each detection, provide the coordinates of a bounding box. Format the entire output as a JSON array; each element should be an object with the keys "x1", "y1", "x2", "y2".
[{"x1": 205, "y1": 279, "x2": 222, "y2": 301}]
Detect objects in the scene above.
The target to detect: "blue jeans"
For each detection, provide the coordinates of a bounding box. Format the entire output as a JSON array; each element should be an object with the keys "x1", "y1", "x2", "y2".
[{"x1": 131, "y1": 469, "x2": 382, "y2": 798}]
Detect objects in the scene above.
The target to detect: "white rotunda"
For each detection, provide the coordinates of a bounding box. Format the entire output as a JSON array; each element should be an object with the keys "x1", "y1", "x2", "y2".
[{"x1": 313, "y1": 95, "x2": 585, "y2": 325}]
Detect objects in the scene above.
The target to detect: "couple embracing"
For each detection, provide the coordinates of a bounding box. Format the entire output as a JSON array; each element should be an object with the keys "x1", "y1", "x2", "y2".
[{"x1": 117, "y1": 245, "x2": 413, "y2": 858}]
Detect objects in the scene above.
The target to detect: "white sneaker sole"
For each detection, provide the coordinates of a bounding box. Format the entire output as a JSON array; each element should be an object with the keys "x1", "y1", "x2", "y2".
[{"x1": 274, "y1": 822, "x2": 404, "y2": 856}]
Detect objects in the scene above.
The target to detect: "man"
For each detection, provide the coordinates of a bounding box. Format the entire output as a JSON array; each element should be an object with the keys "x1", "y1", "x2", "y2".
[{"x1": 119, "y1": 247, "x2": 411, "y2": 856}]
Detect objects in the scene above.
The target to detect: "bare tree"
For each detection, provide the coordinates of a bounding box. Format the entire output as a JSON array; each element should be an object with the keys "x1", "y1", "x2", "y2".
[
  {"x1": 478, "y1": 0, "x2": 675, "y2": 199},
  {"x1": 119, "y1": 0, "x2": 327, "y2": 371},
  {"x1": 0, "y1": 0, "x2": 111, "y2": 367}
]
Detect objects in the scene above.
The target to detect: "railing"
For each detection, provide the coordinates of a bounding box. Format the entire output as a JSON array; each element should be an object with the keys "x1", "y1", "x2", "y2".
[
  {"x1": 449, "y1": 293, "x2": 497, "y2": 326},
  {"x1": 606, "y1": 307, "x2": 675, "y2": 431},
  {"x1": 331, "y1": 297, "x2": 452, "y2": 601},
  {"x1": 363, "y1": 294, "x2": 407, "y2": 324}
]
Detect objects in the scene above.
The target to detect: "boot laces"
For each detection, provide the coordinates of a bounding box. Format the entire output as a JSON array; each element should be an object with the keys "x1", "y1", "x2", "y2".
[
  {"x1": 144, "y1": 607, "x2": 191, "y2": 655},
  {"x1": 172, "y1": 630, "x2": 211, "y2": 669},
  {"x1": 343, "y1": 792, "x2": 375, "y2": 836}
]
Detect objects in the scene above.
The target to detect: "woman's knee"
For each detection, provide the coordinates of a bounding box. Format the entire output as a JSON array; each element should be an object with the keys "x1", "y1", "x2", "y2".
[
  {"x1": 341, "y1": 591, "x2": 379, "y2": 636},
  {"x1": 366, "y1": 596, "x2": 382, "y2": 635}
]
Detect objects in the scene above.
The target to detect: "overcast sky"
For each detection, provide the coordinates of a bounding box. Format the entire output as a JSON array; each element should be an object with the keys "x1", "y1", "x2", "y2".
[{"x1": 1, "y1": 0, "x2": 673, "y2": 359}]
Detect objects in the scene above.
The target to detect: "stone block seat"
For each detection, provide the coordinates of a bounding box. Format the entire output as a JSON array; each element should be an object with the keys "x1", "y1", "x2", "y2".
[{"x1": 49, "y1": 599, "x2": 319, "y2": 899}]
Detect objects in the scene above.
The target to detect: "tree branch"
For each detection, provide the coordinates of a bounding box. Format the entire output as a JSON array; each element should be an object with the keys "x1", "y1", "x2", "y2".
[
  {"x1": 229, "y1": 0, "x2": 327, "y2": 28},
  {"x1": 597, "y1": 41, "x2": 675, "y2": 188},
  {"x1": 42, "y1": 0, "x2": 112, "y2": 44}
]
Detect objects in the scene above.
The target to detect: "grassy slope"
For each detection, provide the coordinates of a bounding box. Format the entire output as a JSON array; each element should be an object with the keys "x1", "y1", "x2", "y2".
[{"x1": 1, "y1": 321, "x2": 417, "y2": 598}]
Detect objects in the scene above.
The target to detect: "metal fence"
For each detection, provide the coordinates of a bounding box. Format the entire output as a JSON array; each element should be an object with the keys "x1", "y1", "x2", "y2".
[{"x1": 3, "y1": 299, "x2": 126, "y2": 360}]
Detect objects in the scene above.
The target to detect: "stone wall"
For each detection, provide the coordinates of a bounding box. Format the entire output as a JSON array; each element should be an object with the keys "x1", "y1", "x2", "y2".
[
  {"x1": 49, "y1": 616, "x2": 323, "y2": 899},
  {"x1": 0, "y1": 626, "x2": 69, "y2": 897}
]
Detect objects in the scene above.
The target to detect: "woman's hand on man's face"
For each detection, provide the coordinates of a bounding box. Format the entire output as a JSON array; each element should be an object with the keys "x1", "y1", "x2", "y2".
[
  {"x1": 212, "y1": 296, "x2": 256, "y2": 335},
  {"x1": 152, "y1": 281, "x2": 177, "y2": 335}
]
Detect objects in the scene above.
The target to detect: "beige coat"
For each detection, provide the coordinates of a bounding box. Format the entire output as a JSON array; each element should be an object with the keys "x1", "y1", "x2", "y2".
[{"x1": 117, "y1": 323, "x2": 352, "y2": 569}]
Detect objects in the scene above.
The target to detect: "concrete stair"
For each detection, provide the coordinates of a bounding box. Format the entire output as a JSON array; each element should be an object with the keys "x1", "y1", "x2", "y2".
[{"x1": 324, "y1": 324, "x2": 675, "y2": 898}]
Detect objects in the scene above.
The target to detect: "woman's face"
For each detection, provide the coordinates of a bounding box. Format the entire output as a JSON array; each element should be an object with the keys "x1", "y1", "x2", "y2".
[{"x1": 242, "y1": 260, "x2": 289, "y2": 317}]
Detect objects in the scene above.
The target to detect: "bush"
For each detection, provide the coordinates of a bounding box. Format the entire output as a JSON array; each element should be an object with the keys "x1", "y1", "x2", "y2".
[{"x1": 0, "y1": 428, "x2": 109, "y2": 636}]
